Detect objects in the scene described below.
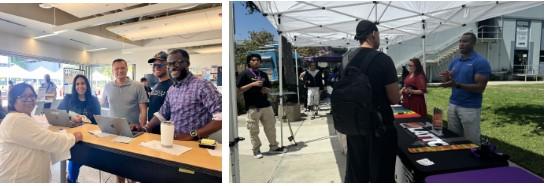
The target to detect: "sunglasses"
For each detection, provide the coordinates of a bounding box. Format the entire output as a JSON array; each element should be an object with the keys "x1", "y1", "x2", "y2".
[
  {"x1": 167, "y1": 59, "x2": 188, "y2": 67},
  {"x1": 152, "y1": 63, "x2": 166, "y2": 68}
]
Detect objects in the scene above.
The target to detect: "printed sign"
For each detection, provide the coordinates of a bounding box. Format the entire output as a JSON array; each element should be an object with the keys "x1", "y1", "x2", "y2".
[
  {"x1": 516, "y1": 21, "x2": 530, "y2": 49},
  {"x1": 400, "y1": 122, "x2": 449, "y2": 147}
]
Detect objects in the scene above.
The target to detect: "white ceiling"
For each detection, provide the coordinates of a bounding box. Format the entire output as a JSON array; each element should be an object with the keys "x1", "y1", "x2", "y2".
[
  {"x1": 0, "y1": 3, "x2": 221, "y2": 54},
  {"x1": 51, "y1": 3, "x2": 139, "y2": 18},
  {"x1": 107, "y1": 7, "x2": 221, "y2": 41},
  {"x1": 0, "y1": 11, "x2": 132, "y2": 50}
]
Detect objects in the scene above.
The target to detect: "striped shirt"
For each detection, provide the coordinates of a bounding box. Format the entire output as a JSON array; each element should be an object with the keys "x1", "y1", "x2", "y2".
[{"x1": 159, "y1": 74, "x2": 222, "y2": 135}]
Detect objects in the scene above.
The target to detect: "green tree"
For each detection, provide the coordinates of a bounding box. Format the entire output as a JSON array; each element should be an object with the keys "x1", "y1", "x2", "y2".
[
  {"x1": 295, "y1": 47, "x2": 322, "y2": 57},
  {"x1": 235, "y1": 31, "x2": 274, "y2": 71},
  {"x1": 244, "y1": 1, "x2": 261, "y2": 14}
]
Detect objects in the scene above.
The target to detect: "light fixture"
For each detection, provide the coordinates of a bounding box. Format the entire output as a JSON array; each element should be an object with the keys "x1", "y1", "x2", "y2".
[
  {"x1": 34, "y1": 6, "x2": 65, "y2": 40},
  {"x1": 107, "y1": 7, "x2": 221, "y2": 41},
  {"x1": 39, "y1": 3, "x2": 53, "y2": 9},
  {"x1": 86, "y1": 48, "x2": 108, "y2": 52},
  {"x1": 192, "y1": 46, "x2": 222, "y2": 54},
  {"x1": 33, "y1": 33, "x2": 58, "y2": 39},
  {"x1": 32, "y1": 30, "x2": 66, "y2": 39}
]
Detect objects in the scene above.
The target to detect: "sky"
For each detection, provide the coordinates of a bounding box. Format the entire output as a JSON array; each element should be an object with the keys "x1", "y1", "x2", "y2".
[{"x1": 233, "y1": 2, "x2": 278, "y2": 42}]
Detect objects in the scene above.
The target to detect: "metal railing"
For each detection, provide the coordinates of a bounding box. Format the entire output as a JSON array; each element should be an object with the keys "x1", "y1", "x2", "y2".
[
  {"x1": 512, "y1": 64, "x2": 543, "y2": 81},
  {"x1": 478, "y1": 25, "x2": 503, "y2": 40}
]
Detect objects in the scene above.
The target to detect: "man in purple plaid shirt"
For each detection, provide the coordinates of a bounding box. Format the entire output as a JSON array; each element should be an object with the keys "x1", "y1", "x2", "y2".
[{"x1": 143, "y1": 49, "x2": 221, "y2": 141}]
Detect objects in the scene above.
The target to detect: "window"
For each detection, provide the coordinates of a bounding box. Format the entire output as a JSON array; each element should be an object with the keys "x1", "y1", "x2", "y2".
[{"x1": 0, "y1": 55, "x2": 68, "y2": 107}]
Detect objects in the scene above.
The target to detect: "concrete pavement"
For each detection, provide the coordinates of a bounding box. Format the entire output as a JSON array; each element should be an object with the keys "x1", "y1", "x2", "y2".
[{"x1": 236, "y1": 102, "x2": 346, "y2": 183}]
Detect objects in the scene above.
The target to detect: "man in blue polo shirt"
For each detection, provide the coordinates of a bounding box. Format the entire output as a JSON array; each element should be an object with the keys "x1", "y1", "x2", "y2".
[{"x1": 440, "y1": 32, "x2": 491, "y2": 144}]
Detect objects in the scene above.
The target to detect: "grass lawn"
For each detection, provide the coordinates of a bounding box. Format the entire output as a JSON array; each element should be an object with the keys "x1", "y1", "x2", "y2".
[{"x1": 425, "y1": 83, "x2": 544, "y2": 176}]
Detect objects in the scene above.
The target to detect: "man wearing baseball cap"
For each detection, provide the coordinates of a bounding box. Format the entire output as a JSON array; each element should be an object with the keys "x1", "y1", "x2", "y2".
[
  {"x1": 343, "y1": 20, "x2": 400, "y2": 182},
  {"x1": 146, "y1": 51, "x2": 173, "y2": 134}
]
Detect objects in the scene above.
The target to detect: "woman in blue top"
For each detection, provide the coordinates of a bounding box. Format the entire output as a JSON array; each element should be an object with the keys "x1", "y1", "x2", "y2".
[{"x1": 57, "y1": 74, "x2": 100, "y2": 183}]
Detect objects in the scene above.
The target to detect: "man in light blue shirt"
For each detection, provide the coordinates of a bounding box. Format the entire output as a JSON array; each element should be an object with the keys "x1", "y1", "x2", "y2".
[{"x1": 440, "y1": 32, "x2": 491, "y2": 144}]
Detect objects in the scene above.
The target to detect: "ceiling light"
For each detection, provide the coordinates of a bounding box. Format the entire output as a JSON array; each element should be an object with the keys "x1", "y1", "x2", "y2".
[
  {"x1": 39, "y1": 3, "x2": 53, "y2": 9},
  {"x1": 33, "y1": 33, "x2": 58, "y2": 39},
  {"x1": 86, "y1": 48, "x2": 108, "y2": 52},
  {"x1": 107, "y1": 7, "x2": 221, "y2": 41},
  {"x1": 32, "y1": 30, "x2": 68, "y2": 40},
  {"x1": 192, "y1": 46, "x2": 222, "y2": 54}
]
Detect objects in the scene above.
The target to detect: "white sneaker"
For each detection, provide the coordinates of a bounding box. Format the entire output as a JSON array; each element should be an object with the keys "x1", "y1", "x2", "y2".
[{"x1": 253, "y1": 151, "x2": 263, "y2": 159}]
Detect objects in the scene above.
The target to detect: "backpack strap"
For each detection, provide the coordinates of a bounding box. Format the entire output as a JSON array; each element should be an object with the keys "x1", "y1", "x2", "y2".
[{"x1": 347, "y1": 50, "x2": 380, "y2": 75}]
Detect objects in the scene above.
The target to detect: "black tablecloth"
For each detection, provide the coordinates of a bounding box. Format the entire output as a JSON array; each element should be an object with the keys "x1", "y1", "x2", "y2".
[{"x1": 394, "y1": 120, "x2": 508, "y2": 182}]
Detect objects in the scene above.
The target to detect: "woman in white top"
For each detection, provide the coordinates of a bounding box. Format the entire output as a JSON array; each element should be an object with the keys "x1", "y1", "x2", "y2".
[{"x1": 0, "y1": 83, "x2": 83, "y2": 182}]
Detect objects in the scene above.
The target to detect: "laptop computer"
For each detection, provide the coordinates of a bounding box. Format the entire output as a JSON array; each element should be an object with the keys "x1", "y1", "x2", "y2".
[
  {"x1": 94, "y1": 115, "x2": 143, "y2": 138},
  {"x1": 32, "y1": 101, "x2": 45, "y2": 116},
  {"x1": 45, "y1": 110, "x2": 80, "y2": 128}
]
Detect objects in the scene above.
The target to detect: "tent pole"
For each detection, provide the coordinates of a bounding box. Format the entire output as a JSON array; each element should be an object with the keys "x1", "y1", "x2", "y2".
[
  {"x1": 375, "y1": 2, "x2": 378, "y2": 22},
  {"x1": 295, "y1": 49, "x2": 300, "y2": 108},
  {"x1": 228, "y1": 2, "x2": 240, "y2": 183},
  {"x1": 278, "y1": 33, "x2": 284, "y2": 148},
  {"x1": 423, "y1": 37, "x2": 427, "y2": 81},
  {"x1": 422, "y1": 21, "x2": 428, "y2": 82}
]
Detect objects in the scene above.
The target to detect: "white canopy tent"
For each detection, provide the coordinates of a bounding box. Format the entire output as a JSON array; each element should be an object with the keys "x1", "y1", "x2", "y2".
[
  {"x1": 31, "y1": 66, "x2": 62, "y2": 80},
  {"x1": 254, "y1": 1, "x2": 542, "y2": 48}
]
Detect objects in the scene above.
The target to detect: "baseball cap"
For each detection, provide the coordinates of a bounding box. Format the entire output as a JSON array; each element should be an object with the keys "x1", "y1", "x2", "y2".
[
  {"x1": 147, "y1": 51, "x2": 168, "y2": 63},
  {"x1": 354, "y1": 20, "x2": 379, "y2": 41}
]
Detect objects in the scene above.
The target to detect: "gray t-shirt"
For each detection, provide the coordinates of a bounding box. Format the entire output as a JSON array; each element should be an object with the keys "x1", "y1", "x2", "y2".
[{"x1": 102, "y1": 79, "x2": 149, "y2": 124}]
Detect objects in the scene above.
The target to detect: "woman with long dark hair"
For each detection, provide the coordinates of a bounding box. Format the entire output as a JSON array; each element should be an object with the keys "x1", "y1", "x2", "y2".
[
  {"x1": 57, "y1": 74, "x2": 100, "y2": 183},
  {"x1": 0, "y1": 83, "x2": 82, "y2": 182},
  {"x1": 401, "y1": 58, "x2": 428, "y2": 116}
]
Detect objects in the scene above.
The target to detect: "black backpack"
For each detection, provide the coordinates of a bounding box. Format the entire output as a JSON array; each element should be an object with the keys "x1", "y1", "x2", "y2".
[{"x1": 331, "y1": 50, "x2": 380, "y2": 136}]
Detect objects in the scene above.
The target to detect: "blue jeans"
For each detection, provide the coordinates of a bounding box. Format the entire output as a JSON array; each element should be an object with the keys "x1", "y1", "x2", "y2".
[{"x1": 67, "y1": 160, "x2": 81, "y2": 183}]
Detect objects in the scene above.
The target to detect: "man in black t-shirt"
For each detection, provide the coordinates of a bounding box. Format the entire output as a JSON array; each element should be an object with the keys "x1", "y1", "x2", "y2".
[
  {"x1": 342, "y1": 20, "x2": 401, "y2": 183},
  {"x1": 146, "y1": 51, "x2": 173, "y2": 134},
  {"x1": 237, "y1": 53, "x2": 282, "y2": 159}
]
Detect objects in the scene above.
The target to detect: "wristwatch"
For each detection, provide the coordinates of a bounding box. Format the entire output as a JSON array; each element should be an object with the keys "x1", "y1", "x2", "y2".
[
  {"x1": 190, "y1": 130, "x2": 199, "y2": 140},
  {"x1": 455, "y1": 83, "x2": 462, "y2": 89}
]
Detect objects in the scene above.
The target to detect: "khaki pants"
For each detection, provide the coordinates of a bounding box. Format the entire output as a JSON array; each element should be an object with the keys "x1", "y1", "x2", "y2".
[{"x1": 247, "y1": 106, "x2": 278, "y2": 152}]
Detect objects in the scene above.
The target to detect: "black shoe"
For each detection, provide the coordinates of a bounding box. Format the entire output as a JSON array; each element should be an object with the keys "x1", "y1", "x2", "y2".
[{"x1": 269, "y1": 146, "x2": 284, "y2": 152}]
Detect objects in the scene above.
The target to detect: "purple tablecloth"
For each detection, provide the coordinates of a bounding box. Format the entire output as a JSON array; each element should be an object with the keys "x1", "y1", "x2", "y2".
[{"x1": 426, "y1": 166, "x2": 543, "y2": 183}]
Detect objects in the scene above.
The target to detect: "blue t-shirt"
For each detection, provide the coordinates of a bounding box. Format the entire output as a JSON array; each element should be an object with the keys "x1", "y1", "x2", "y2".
[{"x1": 448, "y1": 51, "x2": 491, "y2": 108}]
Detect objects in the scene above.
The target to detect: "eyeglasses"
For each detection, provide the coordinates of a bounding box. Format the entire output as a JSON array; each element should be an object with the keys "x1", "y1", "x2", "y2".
[
  {"x1": 167, "y1": 59, "x2": 188, "y2": 68},
  {"x1": 152, "y1": 63, "x2": 166, "y2": 68},
  {"x1": 407, "y1": 64, "x2": 415, "y2": 67},
  {"x1": 17, "y1": 95, "x2": 37, "y2": 101}
]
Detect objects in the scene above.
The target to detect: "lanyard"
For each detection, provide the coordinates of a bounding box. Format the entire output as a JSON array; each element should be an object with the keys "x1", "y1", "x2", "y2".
[{"x1": 248, "y1": 69, "x2": 263, "y2": 81}]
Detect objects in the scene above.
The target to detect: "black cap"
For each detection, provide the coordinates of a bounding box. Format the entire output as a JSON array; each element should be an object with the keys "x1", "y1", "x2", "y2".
[
  {"x1": 354, "y1": 20, "x2": 378, "y2": 41},
  {"x1": 147, "y1": 51, "x2": 168, "y2": 63}
]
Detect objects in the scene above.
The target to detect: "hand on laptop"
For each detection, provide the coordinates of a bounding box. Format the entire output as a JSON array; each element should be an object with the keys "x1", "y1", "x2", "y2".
[
  {"x1": 130, "y1": 123, "x2": 142, "y2": 131},
  {"x1": 70, "y1": 115, "x2": 83, "y2": 123},
  {"x1": 73, "y1": 132, "x2": 83, "y2": 142}
]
